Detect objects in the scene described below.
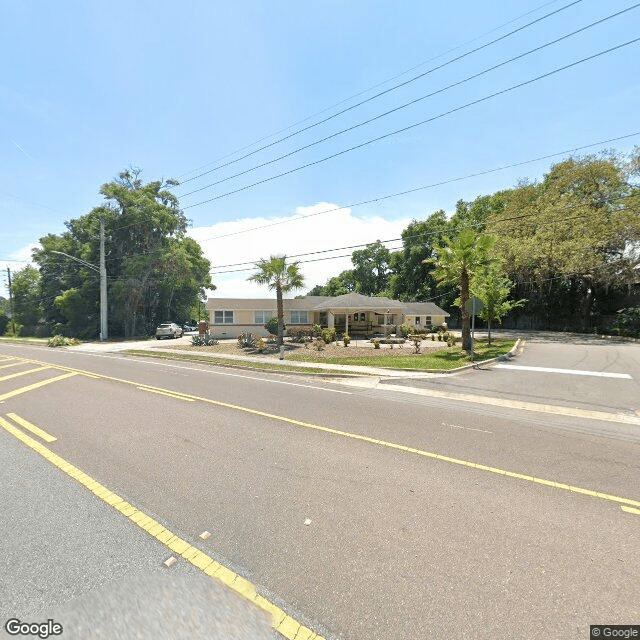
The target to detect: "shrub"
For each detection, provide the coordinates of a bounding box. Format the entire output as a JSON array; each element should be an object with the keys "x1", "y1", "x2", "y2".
[
  {"x1": 313, "y1": 323, "x2": 322, "y2": 337},
  {"x1": 437, "y1": 333, "x2": 443, "y2": 341},
  {"x1": 321, "y1": 327, "x2": 336, "y2": 344},
  {"x1": 265, "y1": 316, "x2": 279, "y2": 335},
  {"x1": 192, "y1": 333, "x2": 218, "y2": 346},
  {"x1": 256, "y1": 337, "x2": 267, "y2": 352},
  {"x1": 398, "y1": 323, "x2": 412, "y2": 338},
  {"x1": 372, "y1": 338, "x2": 381, "y2": 349},
  {"x1": 412, "y1": 337, "x2": 421, "y2": 353},
  {"x1": 313, "y1": 338, "x2": 325, "y2": 351},
  {"x1": 431, "y1": 334, "x2": 436, "y2": 341},
  {"x1": 615, "y1": 307, "x2": 640, "y2": 337},
  {"x1": 47, "y1": 334, "x2": 80, "y2": 347},
  {"x1": 343, "y1": 333, "x2": 351, "y2": 346},
  {"x1": 237, "y1": 332, "x2": 257, "y2": 349},
  {"x1": 0, "y1": 314, "x2": 8, "y2": 335},
  {"x1": 288, "y1": 327, "x2": 314, "y2": 342}
]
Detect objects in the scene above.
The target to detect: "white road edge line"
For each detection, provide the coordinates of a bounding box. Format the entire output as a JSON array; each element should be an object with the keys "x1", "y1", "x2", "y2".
[
  {"x1": 0, "y1": 346, "x2": 353, "y2": 395},
  {"x1": 494, "y1": 364, "x2": 632, "y2": 379}
]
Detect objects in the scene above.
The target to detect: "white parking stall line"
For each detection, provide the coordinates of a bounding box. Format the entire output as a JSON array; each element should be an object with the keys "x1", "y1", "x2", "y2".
[{"x1": 494, "y1": 364, "x2": 632, "y2": 379}]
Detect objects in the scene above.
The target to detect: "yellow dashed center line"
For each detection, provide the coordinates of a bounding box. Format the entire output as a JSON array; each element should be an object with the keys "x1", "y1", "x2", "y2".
[
  {"x1": 5, "y1": 412, "x2": 57, "y2": 442},
  {"x1": 0, "y1": 419, "x2": 324, "y2": 640}
]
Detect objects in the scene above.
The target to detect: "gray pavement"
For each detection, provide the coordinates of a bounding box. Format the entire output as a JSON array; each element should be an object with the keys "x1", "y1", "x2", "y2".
[
  {"x1": 1, "y1": 342, "x2": 639, "y2": 639},
  {"x1": 0, "y1": 427, "x2": 275, "y2": 640}
]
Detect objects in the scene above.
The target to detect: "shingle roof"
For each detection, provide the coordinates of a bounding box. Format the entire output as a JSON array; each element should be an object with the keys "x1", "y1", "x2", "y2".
[
  {"x1": 402, "y1": 302, "x2": 450, "y2": 317},
  {"x1": 206, "y1": 295, "x2": 448, "y2": 316},
  {"x1": 206, "y1": 297, "x2": 330, "y2": 311},
  {"x1": 310, "y1": 292, "x2": 405, "y2": 310}
]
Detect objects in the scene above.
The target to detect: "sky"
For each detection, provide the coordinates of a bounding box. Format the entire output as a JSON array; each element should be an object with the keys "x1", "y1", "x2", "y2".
[{"x1": 1, "y1": 0, "x2": 639, "y2": 299}]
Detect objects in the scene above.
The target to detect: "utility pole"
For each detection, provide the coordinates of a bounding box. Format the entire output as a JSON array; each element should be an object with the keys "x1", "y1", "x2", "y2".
[
  {"x1": 99, "y1": 217, "x2": 108, "y2": 341},
  {"x1": 6, "y1": 267, "x2": 16, "y2": 336}
]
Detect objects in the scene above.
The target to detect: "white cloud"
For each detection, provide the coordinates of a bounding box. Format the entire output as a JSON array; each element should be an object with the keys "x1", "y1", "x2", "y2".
[{"x1": 188, "y1": 203, "x2": 413, "y2": 299}]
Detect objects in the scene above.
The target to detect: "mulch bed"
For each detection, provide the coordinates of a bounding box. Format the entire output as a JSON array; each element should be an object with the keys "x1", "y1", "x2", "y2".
[{"x1": 165, "y1": 339, "x2": 449, "y2": 359}]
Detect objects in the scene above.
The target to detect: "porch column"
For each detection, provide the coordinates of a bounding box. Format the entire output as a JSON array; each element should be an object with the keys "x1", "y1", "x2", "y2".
[{"x1": 328, "y1": 312, "x2": 334, "y2": 328}]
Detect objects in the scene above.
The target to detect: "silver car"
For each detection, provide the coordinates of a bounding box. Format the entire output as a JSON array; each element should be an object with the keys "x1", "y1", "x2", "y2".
[{"x1": 155, "y1": 322, "x2": 183, "y2": 339}]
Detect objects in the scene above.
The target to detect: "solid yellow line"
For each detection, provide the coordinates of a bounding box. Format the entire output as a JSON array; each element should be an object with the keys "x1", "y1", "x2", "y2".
[
  {"x1": 6, "y1": 412, "x2": 57, "y2": 442},
  {"x1": 0, "y1": 366, "x2": 50, "y2": 382},
  {"x1": 137, "y1": 387, "x2": 195, "y2": 402},
  {"x1": 0, "y1": 420, "x2": 323, "y2": 640},
  {"x1": 621, "y1": 506, "x2": 640, "y2": 515},
  {"x1": 15, "y1": 357, "x2": 640, "y2": 512},
  {"x1": 0, "y1": 372, "x2": 78, "y2": 401}
]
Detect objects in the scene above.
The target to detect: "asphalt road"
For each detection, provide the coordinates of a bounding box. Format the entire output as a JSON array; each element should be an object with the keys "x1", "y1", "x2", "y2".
[{"x1": 0, "y1": 339, "x2": 638, "y2": 640}]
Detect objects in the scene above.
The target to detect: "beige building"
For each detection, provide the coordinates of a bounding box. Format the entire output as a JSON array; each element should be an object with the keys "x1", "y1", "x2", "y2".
[{"x1": 206, "y1": 292, "x2": 449, "y2": 338}]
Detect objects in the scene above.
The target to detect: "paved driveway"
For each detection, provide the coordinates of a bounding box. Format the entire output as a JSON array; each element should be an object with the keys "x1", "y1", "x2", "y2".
[{"x1": 383, "y1": 331, "x2": 640, "y2": 415}]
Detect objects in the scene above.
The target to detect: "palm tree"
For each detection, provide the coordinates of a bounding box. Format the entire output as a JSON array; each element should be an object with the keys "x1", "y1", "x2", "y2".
[
  {"x1": 426, "y1": 229, "x2": 497, "y2": 353},
  {"x1": 248, "y1": 255, "x2": 304, "y2": 347}
]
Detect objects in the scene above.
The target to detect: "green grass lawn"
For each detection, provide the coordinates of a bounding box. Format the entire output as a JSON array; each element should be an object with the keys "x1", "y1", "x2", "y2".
[
  {"x1": 287, "y1": 339, "x2": 516, "y2": 370},
  {"x1": 0, "y1": 336, "x2": 50, "y2": 344}
]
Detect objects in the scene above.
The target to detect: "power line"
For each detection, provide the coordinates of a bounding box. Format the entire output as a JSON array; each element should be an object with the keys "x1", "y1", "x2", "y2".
[
  {"x1": 180, "y1": 5, "x2": 638, "y2": 200},
  {"x1": 175, "y1": 1, "x2": 567, "y2": 182},
  {"x1": 190, "y1": 131, "x2": 640, "y2": 242},
  {"x1": 210, "y1": 197, "x2": 637, "y2": 274},
  {"x1": 178, "y1": 0, "x2": 583, "y2": 186},
  {"x1": 183, "y1": 37, "x2": 640, "y2": 210}
]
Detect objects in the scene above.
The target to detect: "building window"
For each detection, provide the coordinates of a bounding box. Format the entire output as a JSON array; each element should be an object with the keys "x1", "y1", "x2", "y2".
[
  {"x1": 290, "y1": 311, "x2": 308, "y2": 324},
  {"x1": 214, "y1": 310, "x2": 234, "y2": 324},
  {"x1": 415, "y1": 316, "x2": 421, "y2": 325},
  {"x1": 359, "y1": 312, "x2": 366, "y2": 322},
  {"x1": 255, "y1": 310, "x2": 275, "y2": 324}
]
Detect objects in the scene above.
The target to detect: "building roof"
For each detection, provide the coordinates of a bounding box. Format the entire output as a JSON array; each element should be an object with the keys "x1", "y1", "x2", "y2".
[
  {"x1": 207, "y1": 294, "x2": 449, "y2": 316},
  {"x1": 402, "y1": 302, "x2": 451, "y2": 317},
  {"x1": 206, "y1": 297, "x2": 330, "y2": 311},
  {"x1": 310, "y1": 292, "x2": 405, "y2": 311}
]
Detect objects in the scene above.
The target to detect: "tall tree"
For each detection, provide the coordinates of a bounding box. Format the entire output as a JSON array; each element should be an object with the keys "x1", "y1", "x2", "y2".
[
  {"x1": 33, "y1": 168, "x2": 213, "y2": 338},
  {"x1": 427, "y1": 229, "x2": 497, "y2": 352},
  {"x1": 350, "y1": 241, "x2": 391, "y2": 295},
  {"x1": 387, "y1": 210, "x2": 450, "y2": 302},
  {"x1": 248, "y1": 255, "x2": 304, "y2": 347},
  {"x1": 10, "y1": 266, "x2": 42, "y2": 330}
]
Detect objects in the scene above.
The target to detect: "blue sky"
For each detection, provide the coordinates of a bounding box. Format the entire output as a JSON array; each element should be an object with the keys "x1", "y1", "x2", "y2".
[{"x1": 1, "y1": 0, "x2": 639, "y2": 298}]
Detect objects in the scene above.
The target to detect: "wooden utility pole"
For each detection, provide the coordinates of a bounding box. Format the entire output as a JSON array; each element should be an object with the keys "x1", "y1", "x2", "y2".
[
  {"x1": 6, "y1": 267, "x2": 16, "y2": 335},
  {"x1": 99, "y1": 217, "x2": 108, "y2": 340}
]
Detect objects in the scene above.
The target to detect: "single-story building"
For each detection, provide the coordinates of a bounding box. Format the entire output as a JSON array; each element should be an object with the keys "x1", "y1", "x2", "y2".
[{"x1": 206, "y1": 292, "x2": 449, "y2": 338}]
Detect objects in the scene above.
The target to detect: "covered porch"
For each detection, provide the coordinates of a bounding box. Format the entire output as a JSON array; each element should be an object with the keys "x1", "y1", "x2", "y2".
[{"x1": 310, "y1": 293, "x2": 405, "y2": 337}]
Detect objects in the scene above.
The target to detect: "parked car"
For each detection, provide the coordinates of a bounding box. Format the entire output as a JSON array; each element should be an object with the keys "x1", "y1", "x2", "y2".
[
  {"x1": 155, "y1": 323, "x2": 183, "y2": 339},
  {"x1": 182, "y1": 323, "x2": 197, "y2": 332}
]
